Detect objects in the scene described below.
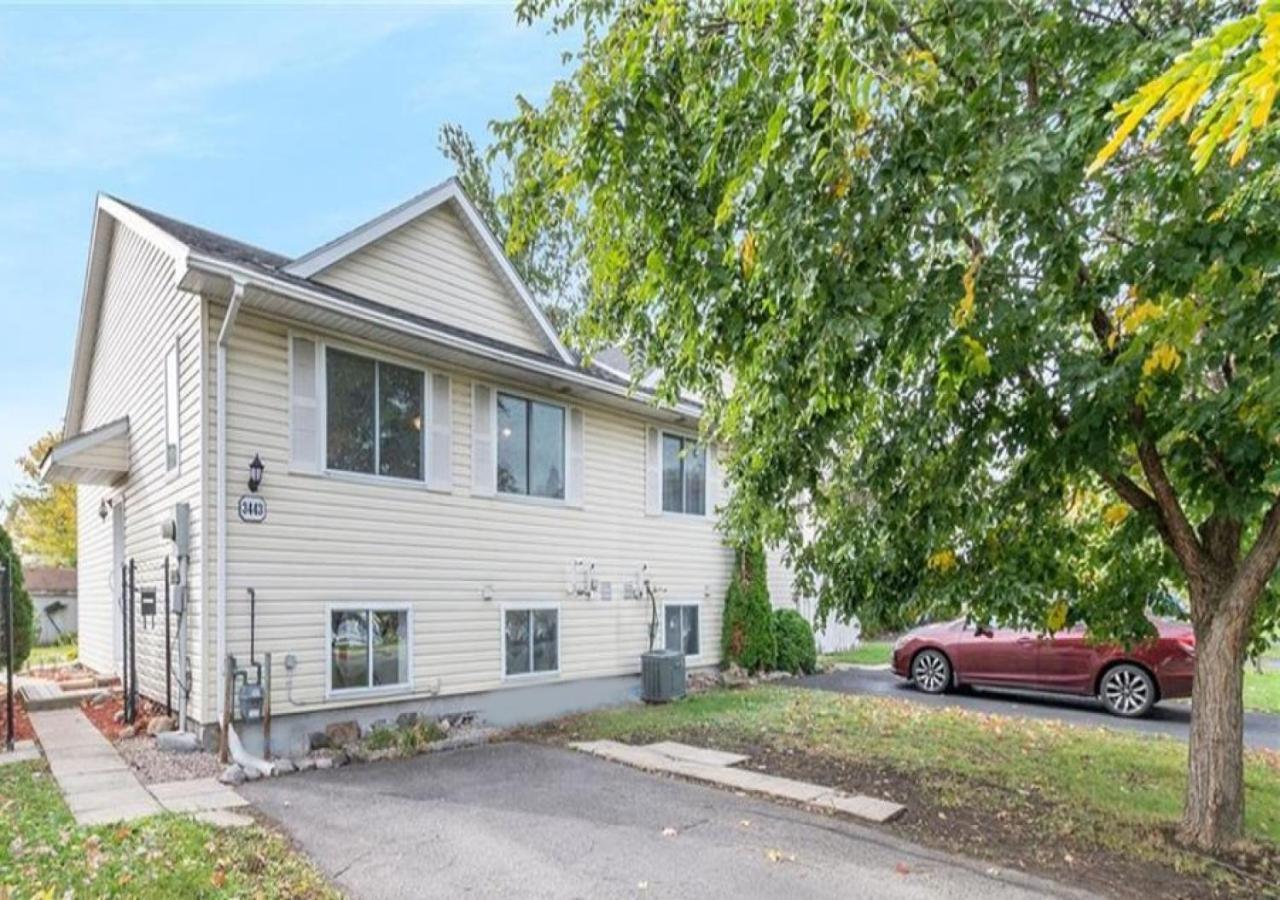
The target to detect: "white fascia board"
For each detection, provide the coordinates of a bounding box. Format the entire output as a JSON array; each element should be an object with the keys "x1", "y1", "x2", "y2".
[
  {"x1": 282, "y1": 178, "x2": 576, "y2": 367},
  {"x1": 187, "y1": 253, "x2": 703, "y2": 421},
  {"x1": 62, "y1": 195, "x2": 191, "y2": 437}
]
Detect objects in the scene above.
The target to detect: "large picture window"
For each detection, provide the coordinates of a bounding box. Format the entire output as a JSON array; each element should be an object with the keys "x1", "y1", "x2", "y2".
[
  {"x1": 664, "y1": 604, "x2": 700, "y2": 656},
  {"x1": 661, "y1": 434, "x2": 705, "y2": 515},
  {"x1": 329, "y1": 607, "x2": 410, "y2": 693},
  {"x1": 497, "y1": 392, "x2": 565, "y2": 499},
  {"x1": 326, "y1": 347, "x2": 423, "y2": 480},
  {"x1": 503, "y1": 607, "x2": 559, "y2": 677}
]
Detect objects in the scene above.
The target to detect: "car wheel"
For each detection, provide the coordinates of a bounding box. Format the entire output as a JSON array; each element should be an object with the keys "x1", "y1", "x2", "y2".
[
  {"x1": 911, "y1": 649, "x2": 951, "y2": 694},
  {"x1": 1100, "y1": 664, "x2": 1156, "y2": 718}
]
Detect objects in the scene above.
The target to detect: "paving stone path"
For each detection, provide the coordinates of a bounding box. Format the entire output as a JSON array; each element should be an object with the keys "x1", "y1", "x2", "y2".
[
  {"x1": 571, "y1": 739, "x2": 906, "y2": 823},
  {"x1": 27, "y1": 707, "x2": 249, "y2": 827}
]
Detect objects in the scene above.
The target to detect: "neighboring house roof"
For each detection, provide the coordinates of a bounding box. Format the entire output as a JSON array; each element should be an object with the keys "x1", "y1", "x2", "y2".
[{"x1": 25, "y1": 567, "x2": 77, "y2": 595}]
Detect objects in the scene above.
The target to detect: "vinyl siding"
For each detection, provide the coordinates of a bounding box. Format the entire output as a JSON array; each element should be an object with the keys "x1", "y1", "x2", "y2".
[
  {"x1": 314, "y1": 205, "x2": 552, "y2": 356},
  {"x1": 210, "y1": 308, "x2": 732, "y2": 719},
  {"x1": 74, "y1": 222, "x2": 206, "y2": 719}
]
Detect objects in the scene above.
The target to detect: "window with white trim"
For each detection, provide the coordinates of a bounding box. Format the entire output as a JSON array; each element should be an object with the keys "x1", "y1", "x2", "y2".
[
  {"x1": 497, "y1": 392, "x2": 565, "y2": 499},
  {"x1": 503, "y1": 607, "x2": 559, "y2": 676},
  {"x1": 164, "y1": 342, "x2": 180, "y2": 473},
  {"x1": 664, "y1": 604, "x2": 700, "y2": 656},
  {"x1": 329, "y1": 607, "x2": 410, "y2": 692},
  {"x1": 661, "y1": 434, "x2": 705, "y2": 514},
  {"x1": 325, "y1": 347, "x2": 424, "y2": 480}
]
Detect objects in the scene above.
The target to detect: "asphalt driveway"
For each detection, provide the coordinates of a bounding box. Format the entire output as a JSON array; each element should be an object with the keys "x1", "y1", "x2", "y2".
[
  {"x1": 243, "y1": 741, "x2": 1085, "y2": 900},
  {"x1": 790, "y1": 667, "x2": 1280, "y2": 751}
]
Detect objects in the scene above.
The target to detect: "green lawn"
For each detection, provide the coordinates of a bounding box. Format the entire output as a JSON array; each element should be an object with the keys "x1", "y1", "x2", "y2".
[
  {"x1": 1246, "y1": 668, "x2": 1280, "y2": 715},
  {"x1": 821, "y1": 639, "x2": 893, "y2": 666},
  {"x1": 543, "y1": 685, "x2": 1280, "y2": 892},
  {"x1": 25, "y1": 639, "x2": 78, "y2": 669},
  {"x1": 0, "y1": 761, "x2": 336, "y2": 898}
]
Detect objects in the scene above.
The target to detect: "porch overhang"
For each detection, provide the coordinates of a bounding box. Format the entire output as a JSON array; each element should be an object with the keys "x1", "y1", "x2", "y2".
[{"x1": 40, "y1": 416, "x2": 130, "y2": 485}]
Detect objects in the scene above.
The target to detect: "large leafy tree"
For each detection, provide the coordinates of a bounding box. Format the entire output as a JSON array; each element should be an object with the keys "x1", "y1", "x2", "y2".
[
  {"x1": 496, "y1": 0, "x2": 1280, "y2": 850},
  {"x1": 6, "y1": 431, "x2": 76, "y2": 567}
]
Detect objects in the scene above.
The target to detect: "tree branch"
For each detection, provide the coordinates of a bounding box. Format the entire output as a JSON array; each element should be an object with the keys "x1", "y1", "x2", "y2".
[
  {"x1": 1228, "y1": 494, "x2": 1280, "y2": 617},
  {"x1": 1132, "y1": 409, "x2": 1205, "y2": 574}
]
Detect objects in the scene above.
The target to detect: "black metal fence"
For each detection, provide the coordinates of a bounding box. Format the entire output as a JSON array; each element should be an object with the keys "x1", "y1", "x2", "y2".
[{"x1": 118, "y1": 556, "x2": 176, "y2": 725}]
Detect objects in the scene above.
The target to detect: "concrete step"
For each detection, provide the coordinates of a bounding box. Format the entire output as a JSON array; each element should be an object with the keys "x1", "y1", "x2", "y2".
[{"x1": 20, "y1": 685, "x2": 103, "y2": 711}]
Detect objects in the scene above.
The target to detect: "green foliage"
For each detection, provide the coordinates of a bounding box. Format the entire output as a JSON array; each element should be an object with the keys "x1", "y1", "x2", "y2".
[
  {"x1": 772, "y1": 608, "x2": 817, "y2": 674},
  {"x1": 496, "y1": 0, "x2": 1280, "y2": 654},
  {"x1": 721, "y1": 544, "x2": 776, "y2": 672},
  {"x1": 0, "y1": 525, "x2": 33, "y2": 672},
  {"x1": 365, "y1": 726, "x2": 397, "y2": 751},
  {"x1": 5, "y1": 430, "x2": 76, "y2": 567}
]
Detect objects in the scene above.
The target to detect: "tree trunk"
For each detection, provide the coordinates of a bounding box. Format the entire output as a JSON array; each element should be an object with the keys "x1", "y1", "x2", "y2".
[{"x1": 1181, "y1": 597, "x2": 1250, "y2": 850}]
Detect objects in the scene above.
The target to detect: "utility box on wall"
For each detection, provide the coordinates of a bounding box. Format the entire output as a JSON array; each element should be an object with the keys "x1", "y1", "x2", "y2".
[{"x1": 640, "y1": 649, "x2": 686, "y2": 703}]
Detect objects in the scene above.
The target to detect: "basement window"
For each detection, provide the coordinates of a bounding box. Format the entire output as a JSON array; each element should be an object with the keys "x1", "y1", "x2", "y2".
[
  {"x1": 664, "y1": 603, "x2": 700, "y2": 656},
  {"x1": 503, "y1": 606, "x2": 559, "y2": 677},
  {"x1": 329, "y1": 606, "x2": 411, "y2": 694}
]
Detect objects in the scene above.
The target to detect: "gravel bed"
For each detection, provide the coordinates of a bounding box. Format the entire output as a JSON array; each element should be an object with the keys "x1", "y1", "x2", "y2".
[{"x1": 116, "y1": 735, "x2": 222, "y2": 784}]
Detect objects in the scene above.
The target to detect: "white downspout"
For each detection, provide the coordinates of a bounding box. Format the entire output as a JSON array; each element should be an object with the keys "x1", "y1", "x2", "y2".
[{"x1": 215, "y1": 279, "x2": 246, "y2": 727}]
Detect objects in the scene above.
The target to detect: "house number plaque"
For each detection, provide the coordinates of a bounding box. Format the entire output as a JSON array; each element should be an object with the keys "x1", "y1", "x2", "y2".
[{"x1": 237, "y1": 495, "x2": 267, "y2": 523}]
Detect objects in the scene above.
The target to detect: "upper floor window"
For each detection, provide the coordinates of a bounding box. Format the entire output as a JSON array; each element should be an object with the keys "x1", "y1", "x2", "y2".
[
  {"x1": 662, "y1": 433, "x2": 705, "y2": 515},
  {"x1": 326, "y1": 347, "x2": 423, "y2": 480},
  {"x1": 497, "y1": 392, "x2": 565, "y2": 499},
  {"x1": 164, "y1": 342, "x2": 180, "y2": 473}
]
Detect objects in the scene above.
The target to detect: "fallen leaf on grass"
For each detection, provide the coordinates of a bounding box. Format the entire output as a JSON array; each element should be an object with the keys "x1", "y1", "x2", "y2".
[{"x1": 210, "y1": 869, "x2": 227, "y2": 889}]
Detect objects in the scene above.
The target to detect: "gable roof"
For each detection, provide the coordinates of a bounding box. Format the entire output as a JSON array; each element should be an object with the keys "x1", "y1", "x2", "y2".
[
  {"x1": 283, "y1": 178, "x2": 573, "y2": 365},
  {"x1": 61, "y1": 189, "x2": 702, "y2": 438}
]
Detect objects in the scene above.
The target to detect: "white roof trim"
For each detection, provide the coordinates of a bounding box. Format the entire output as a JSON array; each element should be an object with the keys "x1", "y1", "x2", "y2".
[
  {"x1": 187, "y1": 252, "x2": 703, "y2": 420},
  {"x1": 62, "y1": 194, "x2": 190, "y2": 437},
  {"x1": 282, "y1": 178, "x2": 575, "y2": 366},
  {"x1": 40, "y1": 416, "x2": 130, "y2": 486}
]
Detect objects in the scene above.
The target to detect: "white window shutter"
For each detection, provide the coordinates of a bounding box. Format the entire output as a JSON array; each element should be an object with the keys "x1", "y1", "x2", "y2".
[
  {"x1": 472, "y1": 382, "x2": 496, "y2": 496},
  {"x1": 566, "y1": 407, "x2": 585, "y2": 507},
  {"x1": 427, "y1": 372, "x2": 452, "y2": 492},
  {"x1": 705, "y1": 443, "x2": 719, "y2": 519},
  {"x1": 645, "y1": 426, "x2": 661, "y2": 516},
  {"x1": 290, "y1": 336, "x2": 320, "y2": 472}
]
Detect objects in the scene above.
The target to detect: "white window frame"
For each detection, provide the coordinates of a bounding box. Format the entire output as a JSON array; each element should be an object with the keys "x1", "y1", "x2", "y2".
[
  {"x1": 320, "y1": 340, "x2": 429, "y2": 487},
  {"x1": 662, "y1": 600, "x2": 703, "y2": 661},
  {"x1": 324, "y1": 602, "x2": 414, "y2": 699},
  {"x1": 163, "y1": 338, "x2": 181, "y2": 478},
  {"x1": 660, "y1": 430, "x2": 706, "y2": 516},
  {"x1": 499, "y1": 601, "x2": 562, "y2": 681},
  {"x1": 494, "y1": 389, "x2": 568, "y2": 506}
]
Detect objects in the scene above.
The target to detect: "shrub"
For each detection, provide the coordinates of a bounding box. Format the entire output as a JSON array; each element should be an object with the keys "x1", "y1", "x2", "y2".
[
  {"x1": 773, "y1": 608, "x2": 817, "y2": 675},
  {"x1": 0, "y1": 526, "x2": 33, "y2": 672},
  {"x1": 721, "y1": 543, "x2": 776, "y2": 672}
]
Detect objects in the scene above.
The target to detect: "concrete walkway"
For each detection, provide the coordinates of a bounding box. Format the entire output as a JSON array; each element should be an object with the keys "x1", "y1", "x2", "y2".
[
  {"x1": 572, "y1": 739, "x2": 906, "y2": 823},
  {"x1": 27, "y1": 707, "x2": 249, "y2": 827},
  {"x1": 29, "y1": 707, "x2": 162, "y2": 825}
]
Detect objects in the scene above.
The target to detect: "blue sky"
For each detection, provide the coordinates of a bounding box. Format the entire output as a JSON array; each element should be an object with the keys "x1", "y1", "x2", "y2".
[{"x1": 0, "y1": 2, "x2": 576, "y2": 499}]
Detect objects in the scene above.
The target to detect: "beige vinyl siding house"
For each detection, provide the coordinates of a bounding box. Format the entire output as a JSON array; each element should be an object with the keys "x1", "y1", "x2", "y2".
[{"x1": 46, "y1": 179, "x2": 788, "y2": 751}]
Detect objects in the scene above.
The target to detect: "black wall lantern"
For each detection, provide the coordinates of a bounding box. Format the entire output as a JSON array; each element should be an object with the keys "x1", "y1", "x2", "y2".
[{"x1": 247, "y1": 454, "x2": 265, "y2": 493}]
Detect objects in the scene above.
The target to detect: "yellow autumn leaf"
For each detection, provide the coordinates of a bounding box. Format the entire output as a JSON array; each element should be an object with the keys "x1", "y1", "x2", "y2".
[
  {"x1": 927, "y1": 548, "x2": 957, "y2": 573},
  {"x1": 1047, "y1": 600, "x2": 1069, "y2": 633},
  {"x1": 1142, "y1": 342, "x2": 1182, "y2": 377},
  {"x1": 951, "y1": 254, "x2": 980, "y2": 328},
  {"x1": 740, "y1": 231, "x2": 757, "y2": 279},
  {"x1": 1119, "y1": 299, "x2": 1163, "y2": 333},
  {"x1": 1102, "y1": 503, "x2": 1131, "y2": 527}
]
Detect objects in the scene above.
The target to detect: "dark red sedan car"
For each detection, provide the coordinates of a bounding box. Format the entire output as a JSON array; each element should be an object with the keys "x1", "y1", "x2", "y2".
[{"x1": 891, "y1": 619, "x2": 1196, "y2": 717}]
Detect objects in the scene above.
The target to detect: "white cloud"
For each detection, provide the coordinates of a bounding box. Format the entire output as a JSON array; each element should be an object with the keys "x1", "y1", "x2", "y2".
[{"x1": 0, "y1": 6, "x2": 433, "y2": 171}]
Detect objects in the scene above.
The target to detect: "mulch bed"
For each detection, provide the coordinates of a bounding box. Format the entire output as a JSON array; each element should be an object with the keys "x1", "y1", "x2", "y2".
[
  {"x1": 521, "y1": 720, "x2": 1279, "y2": 900},
  {"x1": 0, "y1": 693, "x2": 34, "y2": 742},
  {"x1": 80, "y1": 692, "x2": 168, "y2": 741}
]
